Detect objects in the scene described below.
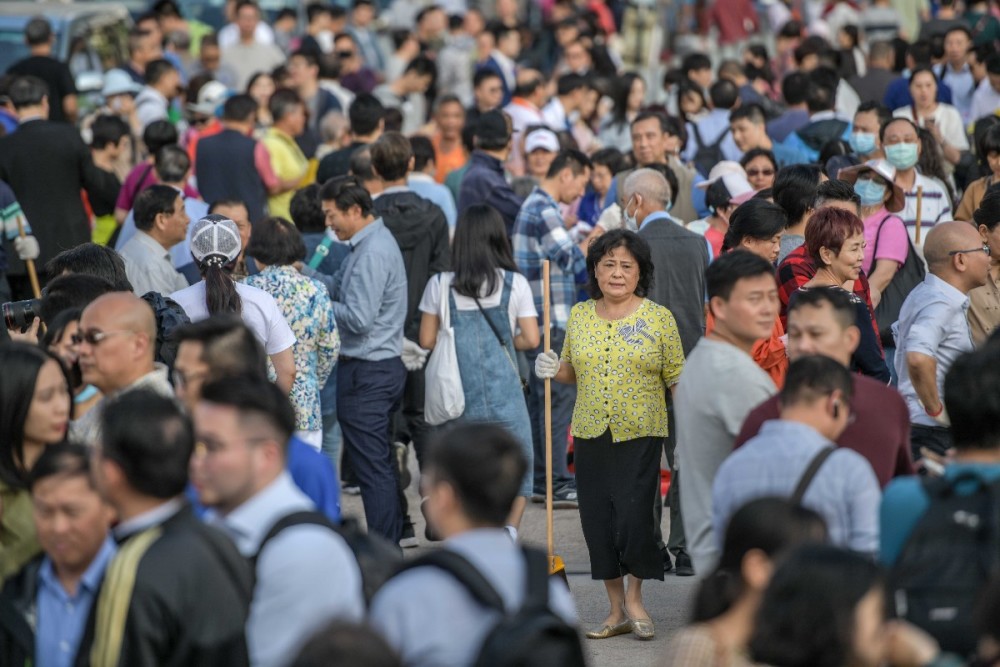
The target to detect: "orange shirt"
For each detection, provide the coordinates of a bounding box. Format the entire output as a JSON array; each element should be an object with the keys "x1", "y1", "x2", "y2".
[
  {"x1": 432, "y1": 134, "x2": 467, "y2": 184},
  {"x1": 705, "y1": 312, "x2": 788, "y2": 388}
]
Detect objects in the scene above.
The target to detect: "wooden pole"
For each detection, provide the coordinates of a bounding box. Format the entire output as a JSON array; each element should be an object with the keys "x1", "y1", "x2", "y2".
[
  {"x1": 543, "y1": 259, "x2": 554, "y2": 565},
  {"x1": 914, "y1": 185, "x2": 924, "y2": 247},
  {"x1": 15, "y1": 215, "x2": 40, "y2": 298}
]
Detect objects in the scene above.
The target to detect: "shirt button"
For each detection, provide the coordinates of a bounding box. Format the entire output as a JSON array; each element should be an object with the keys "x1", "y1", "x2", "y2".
[{"x1": 61, "y1": 640, "x2": 71, "y2": 653}]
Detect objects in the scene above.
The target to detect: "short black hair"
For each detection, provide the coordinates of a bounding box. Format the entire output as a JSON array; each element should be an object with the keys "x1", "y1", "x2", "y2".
[
  {"x1": 590, "y1": 147, "x2": 624, "y2": 174},
  {"x1": 134, "y1": 184, "x2": 180, "y2": 232},
  {"x1": 709, "y1": 79, "x2": 739, "y2": 110},
  {"x1": 8, "y1": 75, "x2": 48, "y2": 109},
  {"x1": 945, "y1": 347, "x2": 1000, "y2": 450},
  {"x1": 154, "y1": 144, "x2": 190, "y2": 183},
  {"x1": 425, "y1": 423, "x2": 526, "y2": 526},
  {"x1": 289, "y1": 184, "x2": 325, "y2": 233},
  {"x1": 546, "y1": 148, "x2": 592, "y2": 179},
  {"x1": 100, "y1": 390, "x2": 193, "y2": 498},
  {"x1": 45, "y1": 243, "x2": 133, "y2": 292},
  {"x1": 409, "y1": 134, "x2": 436, "y2": 172},
  {"x1": 780, "y1": 355, "x2": 854, "y2": 407},
  {"x1": 804, "y1": 77, "x2": 836, "y2": 113},
  {"x1": 40, "y1": 274, "x2": 115, "y2": 324},
  {"x1": 143, "y1": 120, "x2": 179, "y2": 154},
  {"x1": 781, "y1": 72, "x2": 810, "y2": 106},
  {"x1": 855, "y1": 100, "x2": 892, "y2": 127},
  {"x1": 28, "y1": 443, "x2": 93, "y2": 491},
  {"x1": 319, "y1": 175, "x2": 373, "y2": 217},
  {"x1": 348, "y1": 93, "x2": 385, "y2": 136},
  {"x1": 730, "y1": 103, "x2": 766, "y2": 126},
  {"x1": 90, "y1": 114, "x2": 131, "y2": 149},
  {"x1": 145, "y1": 58, "x2": 176, "y2": 86},
  {"x1": 681, "y1": 52, "x2": 711, "y2": 76},
  {"x1": 370, "y1": 131, "x2": 413, "y2": 181},
  {"x1": 787, "y1": 285, "x2": 856, "y2": 330},
  {"x1": 585, "y1": 229, "x2": 653, "y2": 299},
  {"x1": 814, "y1": 178, "x2": 861, "y2": 212},
  {"x1": 404, "y1": 55, "x2": 436, "y2": 80},
  {"x1": 723, "y1": 198, "x2": 786, "y2": 252},
  {"x1": 740, "y1": 147, "x2": 777, "y2": 172},
  {"x1": 200, "y1": 375, "x2": 296, "y2": 450},
  {"x1": 306, "y1": 2, "x2": 332, "y2": 23},
  {"x1": 269, "y1": 88, "x2": 303, "y2": 123},
  {"x1": 290, "y1": 621, "x2": 401, "y2": 667},
  {"x1": 222, "y1": 93, "x2": 257, "y2": 122},
  {"x1": 173, "y1": 314, "x2": 268, "y2": 379},
  {"x1": 246, "y1": 217, "x2": 306, "y2": 266},
  {"x1": 978, "y1": 123, "x2": 1000, "y2": 163},
  {"x1": 24, "y1": 16, "x2": 52, "y2": 45},
  {"x1": 773, "y1": 164, "x2": 822, "y2": 225},
  {"x1": 706, "y1": 249, "x2": 775, "y2": 302},
  {"x1": 631, "y1": 109, "x2": 669, "y2": 134},
  {"x1": 556, "y1": 73, "x2": 588, "y2": 96},
  {"x1": 474, "y1": 68, "x2": 502, "y2": 89}
]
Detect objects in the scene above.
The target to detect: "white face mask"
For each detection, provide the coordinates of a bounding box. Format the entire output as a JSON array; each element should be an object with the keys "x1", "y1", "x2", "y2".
[{"x1": 622, "y1": 196, "x2": 639, "y2": 231}]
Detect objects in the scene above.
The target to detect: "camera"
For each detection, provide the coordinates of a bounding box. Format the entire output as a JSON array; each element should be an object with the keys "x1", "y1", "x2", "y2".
[{"x1": 2, "y1": 299, "x2": 40, "y2": 333}]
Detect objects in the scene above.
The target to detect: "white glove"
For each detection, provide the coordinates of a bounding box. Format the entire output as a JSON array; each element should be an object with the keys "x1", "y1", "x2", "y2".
[
  {"x1": 534, "y1": 350, "x2": 560, "y2": 380},
  {"x1": 401, "y1": 338, "x2": 429, "y2": 371},
  {"x1": 596, "y1": 203, "x2": 623, "y2": 231},
  {"x1": 13, "y1": 235, "x2": 39, "y2": 261}
]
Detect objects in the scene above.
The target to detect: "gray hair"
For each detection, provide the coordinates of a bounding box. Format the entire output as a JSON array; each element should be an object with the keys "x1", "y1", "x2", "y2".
[{"x1": 624, "y1": 168, "x2": 672, "y2": 208}]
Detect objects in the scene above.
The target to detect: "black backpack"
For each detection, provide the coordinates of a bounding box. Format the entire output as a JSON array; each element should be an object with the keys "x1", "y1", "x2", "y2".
[
  {"x1": 690, "y1": 124, "x2": 729, "y2": 179},
  {"x1": 252, "y1": 511, "x2": 401, "y2": 606},
  {"x1": 870, "y1": 213, "x2": 926, "y2": 348},
  {"x1": 889, "y1": 473, "x2": 1000, "y2": 656},
  {"x1": 395, "y1": 545, "x2": 586, "y2": 667},
  {"x1": 139, "y1": 291, "x2": 191, "y2": 371}
]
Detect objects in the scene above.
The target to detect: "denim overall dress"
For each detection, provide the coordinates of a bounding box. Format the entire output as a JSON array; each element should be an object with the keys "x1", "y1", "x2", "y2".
[{"x1": 448, "y1": 271, "x2": 534, "y2": 495}]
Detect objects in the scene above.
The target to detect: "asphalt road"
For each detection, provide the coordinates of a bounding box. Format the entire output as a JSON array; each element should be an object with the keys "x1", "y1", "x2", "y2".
[{"x1": 340, "y1": 454, "x2": 697, "y2": 667}]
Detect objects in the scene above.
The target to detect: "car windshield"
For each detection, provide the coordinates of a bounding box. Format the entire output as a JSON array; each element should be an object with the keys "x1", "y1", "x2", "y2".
[{"x1": 0, "y1": 28, "x2": 29, "y2": 73}]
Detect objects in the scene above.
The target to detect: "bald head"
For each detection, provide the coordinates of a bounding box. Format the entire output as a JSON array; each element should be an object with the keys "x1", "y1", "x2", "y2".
[
  {"x1": 624, "y1": 168, "x2": 672, "y2": 209},
  {"x1": 78, "y1": 293, "x2": 157, "y2": 393},
  {"x1": 923, "y1": 221, "x2": 991, "y2": 293}
]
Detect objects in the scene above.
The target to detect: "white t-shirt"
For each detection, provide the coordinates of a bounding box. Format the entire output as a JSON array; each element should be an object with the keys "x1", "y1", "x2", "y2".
[
  {"x1": 171, "y1": 281, "x2": 296, "y2": 355},
  {"x1": 419, "y1": 271, "x2": 537, "y2": 335},
  {"x1": 893, "y1": 104, "x2": 970, "y2": 152}
]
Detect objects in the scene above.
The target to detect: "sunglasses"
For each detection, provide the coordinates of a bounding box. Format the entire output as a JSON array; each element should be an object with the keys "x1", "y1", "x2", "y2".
[
  {"x1": 746, "y1": 168, "x2": 775, "y2": 177},
  {"x1": 70, "y1": 329, "x2": 134, "y2": 345}
]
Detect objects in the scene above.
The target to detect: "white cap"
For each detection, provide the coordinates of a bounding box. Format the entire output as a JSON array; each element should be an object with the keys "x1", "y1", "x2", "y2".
[
  {"x1": 525, "y1": 128, "x2": 559, "y2": 154},
  {"x1": 190, "y1": 214, "x2": 242, "y2": 266},
  {"x1": 696, "y1": 160, "x2": 746, "y2": 189},
  {"x1": 101, "y1": 69, "x2": 142, "y2": 98},
  {"x1": 187, "y1": 81, "x2": 229, "y2": 116}
]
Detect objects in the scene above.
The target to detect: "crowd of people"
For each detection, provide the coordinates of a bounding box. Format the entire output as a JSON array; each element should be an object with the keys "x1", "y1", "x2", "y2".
[{"x1": 3, "y1": 0, "x2": 1000, "y2": 664}]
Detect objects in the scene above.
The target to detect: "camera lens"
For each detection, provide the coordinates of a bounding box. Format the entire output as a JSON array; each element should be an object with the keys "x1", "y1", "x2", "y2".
[{"x1": 2, "y1": 299, "x2": 40, "y2": 333}]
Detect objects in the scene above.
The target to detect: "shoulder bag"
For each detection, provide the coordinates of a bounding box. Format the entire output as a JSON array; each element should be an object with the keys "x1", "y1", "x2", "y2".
[{"x1": 424, "y1": 274, "x2": 465, "y2": 425}]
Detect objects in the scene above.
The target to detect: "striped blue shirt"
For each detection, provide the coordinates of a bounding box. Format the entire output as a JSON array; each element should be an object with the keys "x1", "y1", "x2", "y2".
[{"x1": 512, "y1": 187, "x2": 587, "y2": 330}]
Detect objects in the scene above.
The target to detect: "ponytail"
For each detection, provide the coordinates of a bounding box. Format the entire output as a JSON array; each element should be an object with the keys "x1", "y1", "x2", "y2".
[{"x1": 201, "y1": 258, "x2": 242, "y2": 316}]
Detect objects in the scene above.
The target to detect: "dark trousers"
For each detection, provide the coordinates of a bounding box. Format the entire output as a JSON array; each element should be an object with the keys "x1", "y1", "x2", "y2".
[
  {"x1": 654, "y1": 398, "x2": 687, "y2": 555},
  {"x1": 0, "y1": 274, "x2": 11, "y2": 342},
  {"x1": 525, "y1": 327, "x2": 576, "y2": 493},
  {"x1": 337, "y1": 356, "x2": 407, "y2": 543},
  {"x1": 393, "y1": 367, "x2": 429, "y2": 531},
  {"x1": 911, "y1": 423, "x2": 953, "y2": 463}
]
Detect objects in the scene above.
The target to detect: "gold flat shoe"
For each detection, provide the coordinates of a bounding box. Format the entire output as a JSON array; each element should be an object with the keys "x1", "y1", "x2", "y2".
[
  {"x1": 631, "y1": 618, "x2": 655, "y2": 640},
  {"x1": 585, "y1": 620, "x2": 633, "y2": 639}
]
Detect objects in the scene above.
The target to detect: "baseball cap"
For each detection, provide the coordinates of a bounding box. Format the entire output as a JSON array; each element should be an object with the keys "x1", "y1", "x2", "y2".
[
  {"x1": 190, "y1": 214, "x2": 242, "y2": 266},
  {"x1": 838, "y1": 159, "x2": 906, "y2": 213},
  {"x1": 101, "y1": 69, "x2": 142, "y2": 98},
  {"x1": 696, "y1": 161, "x2": 746, "y2": 189},
  {"x1": 187, "y1": 81, "x2": 229, "y2": 116},
  {"x1": 525, "y1": 128, "x2": 559, "y2": 153}
]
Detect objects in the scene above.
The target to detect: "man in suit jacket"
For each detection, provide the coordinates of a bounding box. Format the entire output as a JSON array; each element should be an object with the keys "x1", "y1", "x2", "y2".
[
  {"x1": 629, "y1": 167, "x2": 709, "y2": 577},
  {"x1": 0, "y1": 76, "x2": 119, "y2": 298}
]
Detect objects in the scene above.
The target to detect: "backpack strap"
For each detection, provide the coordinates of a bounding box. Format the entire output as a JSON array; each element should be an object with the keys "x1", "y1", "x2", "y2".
[
  {"x1": 791, "y1": 446, "x2": 836, "y2": 505},
  {"x1": 691, "y1": 123, "x2": 705, "y2": 149},
  {"x1": 519, "y1": 546, "x2": 552, "y2": 613},
  {"x1": 252, "y1": 510, "x2": 338, "y2": 569},
  {"x1": 709, "y1": 127, "x2": 730, "y2": 148},
  {"x1": 395, "y1": 549, "x2": 506, "y2": 611}
]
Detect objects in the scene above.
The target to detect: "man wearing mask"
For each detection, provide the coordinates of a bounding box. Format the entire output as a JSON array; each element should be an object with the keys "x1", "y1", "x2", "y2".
[
  {"x1": 881, "y1": 118, "x2": 953, "y2": 248},
  {"x1": 849, "y1": 101, "x2": 891, "y2": 161}
]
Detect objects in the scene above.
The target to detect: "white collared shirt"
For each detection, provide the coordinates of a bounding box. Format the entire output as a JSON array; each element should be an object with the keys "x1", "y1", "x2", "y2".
[{"x1": 120, "y1": 230, "x2": 190, "y2": 296}]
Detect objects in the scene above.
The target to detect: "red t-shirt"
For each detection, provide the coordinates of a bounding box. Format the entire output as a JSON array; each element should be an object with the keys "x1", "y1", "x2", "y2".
[{"x1": 734, "y1": 374, "x2": 915, "y2": 488}]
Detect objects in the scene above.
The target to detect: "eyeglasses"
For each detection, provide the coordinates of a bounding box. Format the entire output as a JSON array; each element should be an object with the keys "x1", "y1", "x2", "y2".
[
  {"x1": 70, "y1": 329, "x2": 135, "y2": 345},
  {"x1": 746, "y1": 168, "x2": 775, "y2": 177},
  {"x1": 172, "y1": 370, "x2": 208, "y2": 389},
  {"x1": 948, "y1": 244, "x2": 990, "y2": 257}
]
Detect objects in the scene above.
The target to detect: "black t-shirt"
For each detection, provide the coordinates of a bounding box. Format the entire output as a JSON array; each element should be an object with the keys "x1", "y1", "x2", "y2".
[{"x1": 7, "y1": 55, "x2": 77, "y2": 123}]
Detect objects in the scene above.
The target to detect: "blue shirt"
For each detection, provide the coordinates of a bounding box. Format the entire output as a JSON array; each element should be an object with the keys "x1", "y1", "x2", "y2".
[
  {"x1": 880, "y1": 463, "x2": 1000, "y2": 566},
  {"x1": 938, "y1": 62, "x2": 976, "y2": 123},
  {"x1": 513, "y1": 186, "x2": 587, "y2": 330},
  {"x1": 682, "y1": 109, "x2": 743, "y2": 165},
  {"x1": 712, "y1": 420, "x2": 881, "y2": 555},
  {"x1": 36, "y1": 537, "x2": 116, "y2": 667},
  {"x1": 893, "y1": 274, "x2": 973, "y2": 426},
  {"x1": 407, "y1": 173, "x2": 457, "y2": 230},
  {"x1": 326, "y1": 218, "x2": 407, "y2": 361},
  {"x1": 766, "y1": 108, "x2": 810, "y2": 144}
]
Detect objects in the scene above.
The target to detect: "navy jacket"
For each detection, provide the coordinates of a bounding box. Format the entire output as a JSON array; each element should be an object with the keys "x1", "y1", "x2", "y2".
[{"x1": 457, "y1": 151, "x2": 524, "y2": 237}]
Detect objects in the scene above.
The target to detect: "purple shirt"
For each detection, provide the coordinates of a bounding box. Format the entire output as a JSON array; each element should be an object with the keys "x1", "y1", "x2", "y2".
[{"x1": 115, "y1": 162, "x2": 200, "y2": 212}]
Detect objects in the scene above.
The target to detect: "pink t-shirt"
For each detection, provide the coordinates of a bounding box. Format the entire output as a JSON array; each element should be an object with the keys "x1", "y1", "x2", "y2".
[
  {"x1": 115, "y1": 162, "x2": 200, "y2": 211},
  {"x1": 863, "y1": 208, "x2": 909, "y2": 275}
]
